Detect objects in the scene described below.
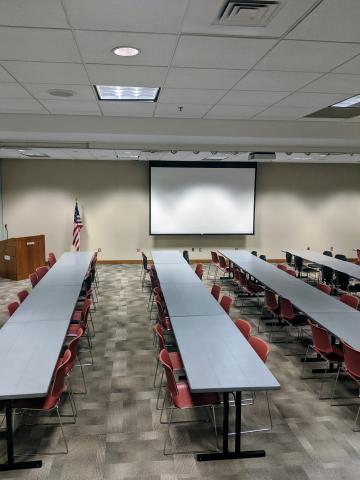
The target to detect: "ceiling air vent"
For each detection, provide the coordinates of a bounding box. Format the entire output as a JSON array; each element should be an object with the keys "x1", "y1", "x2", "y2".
[{"x1": 214, "y1": 1, "x2": 282, "y2": 27}]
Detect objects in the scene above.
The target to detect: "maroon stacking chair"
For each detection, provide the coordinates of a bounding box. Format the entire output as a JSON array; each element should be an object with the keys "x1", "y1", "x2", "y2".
[
  {"x1": 216, "y1": 255, "x2": 232, "y2": 281},
  {"x1": 277, "y1": 264, "x2": 287, "y2": 271},
  {"x1": 7, "y1": 302, "x2": 19, "y2": 316},
  {"x1": 286, "y1": 269, "x2": 296, "y2": 277},
  {"x1": 234, "y1": 318, "x2": 252, "y2": 340},
  {"x1": 220, "y1": 295, "x2": 232, "y2": 315},
  {"x1": 155, "y1": 297, "x2": 173, "y2": 335},
  {"x1": 210, "y1": 284, "x2": 221, "y2": 302},
  {"x1": 301, "y1": 320, "x2": 343, "y2": 398},
  {"x1": 159, "y1": 349, "x2": 220, "y2": 454},
  {"x1": 17, "y1": 290, "x2": 29, "y2": 303},
  {"x1": 195, "y1": 263, "x2": 204, "y2": 280},
  {"x1": 48, "y1": 252, "x2": 57, "y2": 267},
  {"x1": 29, "y1": 272, "x2": 39, "y2": 288},
  {"x1": 35, "y1": 265, "x2": 49, "y2": 280},
  {"x1": 260, "y1": 289, "x2": 279, "y2": 333},
  {"x1": 64, "y1": 326, "x2": 87, "y2": 394},
  {"x1": 317, "y1": 284, "x2": 332, "y2": 295},
  {"x1": 208, "y1": 251, "x2": 220, "y2": 279},
  {"x1": 269, "y1": 297, "x2": 308, "y2": 343},
  {"x1": 340, "y1": 294, "x2": 359, "y2": 310},
  {"x1": 67, "y1": 299, "x2": 93, "y2": 365}
]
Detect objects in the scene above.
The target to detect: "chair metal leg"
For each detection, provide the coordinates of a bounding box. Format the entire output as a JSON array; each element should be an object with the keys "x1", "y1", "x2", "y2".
[
  {"x1": 56, "y1": 406, "x2": 69, "y2": 454},
  {"x1": 163, "y1": 406, "x2": 173, "y2": 455}
]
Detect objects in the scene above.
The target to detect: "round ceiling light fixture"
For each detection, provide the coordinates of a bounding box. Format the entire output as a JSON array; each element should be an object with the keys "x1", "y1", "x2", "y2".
[
  {"x1": 48, "y1": 89, "x2": 76, "y2": 97},
  {"x1": 112, "y1": 46, "x2": 140, "y2": 57}
]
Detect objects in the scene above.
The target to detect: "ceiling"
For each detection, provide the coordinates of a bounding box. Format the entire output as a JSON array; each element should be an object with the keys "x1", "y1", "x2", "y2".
[{"x1": 0, "y1": 0, "x2": 360, "y2": 153}]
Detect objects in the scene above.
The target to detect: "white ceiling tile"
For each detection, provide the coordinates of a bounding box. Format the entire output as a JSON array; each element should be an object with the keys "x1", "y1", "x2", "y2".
[
  {"x1": 63, "y1": 0, "x2": 187, "y2": 34},
  {"x1": 40, "y1": 100, "x2": 101, "y2": 115},
  {"x1": 205, "y1": 105, "x2": 266, "y2": 119},
  {"x1": 85, "y1": 64, "x2": 167, "y2": 87},
  {"x1": 334, "y1": 55, "x2": 360, "y2": 74},
  {"x1": 233, "y1": 70, "x2": 322, "y2": 92},
  {"x1": 0, "y1": 27, "x2": 81, "y2": 62},
  {"x1": 0, "y1": 0, "x2": 69, "y2": 28},
  {"x1": 0, "y1": 83, "x2": 31, "y2": 99},
  {"x1": 172, "y1": 36, "x2": 276, "y2": 69},
  {"x1": 0, "y1": 98, "x2": 47, "y2": 114},
  {"x1": 219, "y1": 90, "x2": 290, "y2": 106},
  {"x1": 159, "y1": 88, "x2": 227, "y2": 105},
  {"x1": 253, "y1": 106, "x2": 319, "y2": 120},
  {"x1": 2, "y1": 62, "x2": 89, "y2": 85},
  {"x1": 275, "y1": 92, "x2": 345, "y2": 108},
  {"x1": 75, "y1": 30, "x2": 177, "y2": 66},
  {"x1": 24, "y1": 84, "x2": 96, "y2": 101},
  {"x1": 164, "y1": 68, "x2": 247, "y2": 90},
  {"x1": 287, "y1": 0, "x2": 360, "y2": 43},
  {"x1": 301, "y1": 74, "x2": 360, "y2": 94},
  {"x1": 154, "y1": 104, "x2": 210, "y2": 118},
  {"x1": 256, "y1": 40, "x2": 360, "y2": 72},
  {"x1": 100, "y1": 101, "x2": 155, "y2": 116}
]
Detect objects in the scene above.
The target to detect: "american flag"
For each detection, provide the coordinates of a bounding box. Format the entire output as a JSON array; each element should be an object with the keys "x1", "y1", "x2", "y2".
[{"x1": 72, "y1": 201, "x2": 83, "y2": 251}]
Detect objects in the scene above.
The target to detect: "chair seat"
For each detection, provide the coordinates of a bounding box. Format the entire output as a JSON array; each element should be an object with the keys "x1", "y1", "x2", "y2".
[
  {"x1": 172, "y1": 381, "x2": 219, "y2": 409},
  {"x1": 169, "y1": 351, "x2": 183, "y2": 371},
  {"x1": 67, "y1": 324, "x2": 83, "y2": 336},
  {"x1": 313, "y1": 345, "x2": 344, "y2": 363}
]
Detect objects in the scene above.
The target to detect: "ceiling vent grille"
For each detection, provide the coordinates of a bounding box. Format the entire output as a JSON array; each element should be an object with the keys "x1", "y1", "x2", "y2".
[{"x1": 214, "y1": 0, "x2": 282, "y2": 27}]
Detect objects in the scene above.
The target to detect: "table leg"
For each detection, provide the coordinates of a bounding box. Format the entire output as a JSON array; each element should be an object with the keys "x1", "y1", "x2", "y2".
[
  {"x1": 196, "y1": 392, "x2": 266, "y2": 461},
  {"x1": 0, "y1": 401, "x2": 42, "y2": 471}
]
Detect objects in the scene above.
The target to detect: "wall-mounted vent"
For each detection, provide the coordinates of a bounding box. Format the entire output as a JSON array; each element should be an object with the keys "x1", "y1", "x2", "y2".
[
  {"x1": 18, "y1": 149, "x2": 50, "y2": 158},
  {"x1": 214, "y1": 1, "x2": 282, "y2": 27},
  {"x1": 248, "y1": 152, "x2": 276, "y2": 161}
]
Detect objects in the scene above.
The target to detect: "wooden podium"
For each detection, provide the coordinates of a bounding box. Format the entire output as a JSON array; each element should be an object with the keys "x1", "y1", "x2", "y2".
[{"x1": 0, "y1": 235, "x2": 45, "y2": 280}]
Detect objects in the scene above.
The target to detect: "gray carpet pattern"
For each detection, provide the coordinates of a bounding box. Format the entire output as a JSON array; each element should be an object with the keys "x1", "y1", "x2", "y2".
[{"x1": 0, "y1": 264, "x2": 359, "y2": 479}]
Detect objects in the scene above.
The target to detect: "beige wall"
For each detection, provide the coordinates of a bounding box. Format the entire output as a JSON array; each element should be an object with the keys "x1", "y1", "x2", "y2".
[{"x1": 2, "y1": 158, "x2": 360, "y2": 260}]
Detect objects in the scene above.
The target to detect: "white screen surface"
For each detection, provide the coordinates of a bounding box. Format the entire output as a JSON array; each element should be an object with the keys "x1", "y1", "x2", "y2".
[{"x1": 150, "y1": 165, "x2": 256, "y2": 234}]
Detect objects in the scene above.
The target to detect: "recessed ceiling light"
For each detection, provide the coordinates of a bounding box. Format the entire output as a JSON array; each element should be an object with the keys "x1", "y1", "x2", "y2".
[
  {"x1": 95, "y1": 85, "x2": 160, "y2": 102},
  {"x1": 332, "y1": 95, "x2": 360, "y2": 108},
  {"x1": 48, "y1": 89, "x2": 75, "y2": 97},
  {"x1": 112, "y1": 46, "x2": 140, "y2": 57}
]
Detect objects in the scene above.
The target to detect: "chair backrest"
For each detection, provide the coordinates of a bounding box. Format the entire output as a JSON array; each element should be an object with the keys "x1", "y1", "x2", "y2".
[
  {"x1": 251, "y1": 250, "x2": 257, "y2": 257},
  {"x1": 335, "y1": 254, "x2": 347, "y2": 261},
  {"x1": 294, "y1": 255, "x2": 303, "y2": 271},
  {"x1": 264, "y1": 289, "x2": 277, "y2": 313},
  {"x1": 248, "y1": 336, "x2": 270, "y2": 363},
  {"x1": 210, "y1": 251, "x2": 219, "y2": 264},
  {"x1": 238, "y1": 271, "x2": 247, "y2": 288},
  {"x1": 195, "y1": 263, "x2": 204, "y2": 280},
  {"x1": 29, "y1": 272, "x2": 39, "y2": 288},
  {"x1": 342, "y1": 340, "x2": 360, "y2": 379},
  {"x1": 17, "y1": 289, "x2": 29, "y2": 303},
  {"x1": 317, "y1": 283, "x2": 331, "y2": 295},
  {"x1": 259, "y1": 254, "x2": 266, "y2": 261},
  {"x1": 323, "y1": 250, "x2": 333, "y2": 257},
  {"x1": 44, "y1": 349, "x2": 71, "y2": 409},
  {"x1": 154, "y1": 323, "x2": 165, "y2": 350},
  {"x1": 286, "y1": 269, "x2": 296, "y2": 276},
  {"x1": 66, "y1": 327, "x2": 84, "y2": 374},
  {"x1": 182, "y1": 250, "x2": 190, "y2": 264},
  {"x1": 340, "y1": 293, "x2": 359, "y2": 310},
  {"x1": 279, "y1": 297, "x2": 294, "y2": 320},
  {"x1": 35, "y1": 265, "x2": 49, "y2": 280},
  {"x1": 141, "y1": 252, "x2": 148, "y2": 270},
  {"x1": 218, "y1": 255, "x2": 227, "y2": 270},
  {"x1": 149, "y1": 269, "x2": 160, "y2": 290},
  {"x1": 159, "y1": 349, "x2": 178, "y2": 399},
  {"x1": 220, "y1": 295, "x2": 232, "y2": 314},
  {"x1": 308, "y1": 320, "x2": 333, "y2": 354},
  {"x1": 321, "y1": 265, "x2": 334, "y2": 284},
  {"x1": 156, "y1": 298, "x2": 168, "y2": 328},
  {"x1": 277, "y1": 264, "x2": 287, "y2": 271},
  {"x1": 336, "y1": 271, "x2": 350, "y2": 291},
  {"x1": 285, "y1": 251, "x2": 292, "y2": 265},
  {"x1": 211, "y1": 284, "x2": 221, "y2": 301},
  {"x1": 48, "y1": 253, "x2": 57, "y2": 267},
  {"x1": 7, "y1": 301, "x2": 19, "y2": 316},
  {"x1": 234, "y1": 318, "x2": 252, "y2": 340}
]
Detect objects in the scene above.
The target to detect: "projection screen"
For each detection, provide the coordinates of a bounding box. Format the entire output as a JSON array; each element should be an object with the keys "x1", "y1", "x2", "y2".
[{"x1": 149, "y1": 162, "x2": 256, "y2": 235}]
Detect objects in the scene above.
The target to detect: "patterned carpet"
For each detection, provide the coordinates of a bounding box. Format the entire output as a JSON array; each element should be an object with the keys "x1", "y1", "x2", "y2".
[{"x1": 0, "y1": 264, "x2": 359, "y2": 480}]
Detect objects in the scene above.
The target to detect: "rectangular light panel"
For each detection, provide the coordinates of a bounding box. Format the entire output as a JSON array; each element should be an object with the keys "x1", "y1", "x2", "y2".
[
  {"x1": 95, "y1": 85, "x2": 160, "y2": 101},
  {"x1": 332, "y1": 94, "x2": 360, "y2": 108}
]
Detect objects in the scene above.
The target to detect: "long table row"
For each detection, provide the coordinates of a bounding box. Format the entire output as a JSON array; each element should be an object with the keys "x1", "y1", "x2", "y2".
[
  {"x1": 152, "y1": 250, "x2": 280, "y2": 462},
  {"x1": 0, "y1": 251, "x2": 94, "y2": 472},
  {"x1": 219, "y1": 250, "x2": 360, "y2": 351}
]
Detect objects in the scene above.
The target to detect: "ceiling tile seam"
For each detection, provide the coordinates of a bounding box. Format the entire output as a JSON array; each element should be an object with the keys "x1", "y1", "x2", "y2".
[
  {"x1": 281, "y1": 0, "x2": 324, "y2": 38},
  {"x1": 59, "y1": 0, "x2": 102, "y2": 117},
  {"x1": 152, "y1": 0, "x2": 192, "y2": 118}
]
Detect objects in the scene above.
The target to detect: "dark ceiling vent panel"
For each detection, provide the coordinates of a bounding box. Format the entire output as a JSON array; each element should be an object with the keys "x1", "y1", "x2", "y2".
[
  {"x1": 214, "y1": 0, "x2": 282, "y2": 27},
  {"x1": 305, "y1": 107, "x2": 360, "y2": 119}
]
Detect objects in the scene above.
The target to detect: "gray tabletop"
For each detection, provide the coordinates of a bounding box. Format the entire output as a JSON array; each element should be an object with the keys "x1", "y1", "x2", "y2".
[
  {"x1": 171, "y1": 315, "x2": 280, "y2": 393},
  {"x1": 0, "y1": 321, "x2": 68, "y2": 399},
  {"x1": 151, "y1": 250, "x2": 187, "y2": 264},
  {"x1": 37, "y1": 263, "x2": 89, "y2": 286},
  {"x1": 56, "y1": 252, "x2": 93, "y2": 266},
  {"x1": 161, "y1": 283, "x2": 225, "y2": 317},
  {"x1": 155, "y1": 263, "x2": 201, "y2": 284}
]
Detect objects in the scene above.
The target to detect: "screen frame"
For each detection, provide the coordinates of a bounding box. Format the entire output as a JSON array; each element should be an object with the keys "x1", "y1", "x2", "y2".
[{"x1": 149, "y1": 161, "x2": 257, "y2": 236}]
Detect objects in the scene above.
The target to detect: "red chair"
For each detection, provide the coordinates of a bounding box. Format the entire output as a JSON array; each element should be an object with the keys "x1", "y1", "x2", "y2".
[
  {"x1": 71, "y1": 298, "x2": 95, "y2": 337},
  {"x1": 236, "y1": 271, "x2": 262, "y2": 312},
  {"x1": 155, "y1": 297, "x2": 173, "y2": 334},
  {"x1": 7, "y1": 302, "x2": 19, "y2": 316},
  {"x1": 159, "y1": 349, "x2": 220, "y2": 454},
  {"x1": 29, "y1": 272, "x2": 39, "y2": 288},
  {"x1": 210, "y1": 284, "x2": 221, "y2": 302},
  {"x1": 317, "y1": 284, "x2": 332, "y2": 295},
  {"x1": 270, "y1": 297, "x2": 308, "y2": 343},
  {"x1": 286, "y1": 269, "x2": 296, "y2": 277},
  {"x1": 67, "y1": 299, "x2": 93, "y2": 365},
  {"x1": 195, "y1": 263, "x2": 204, "y2": 280},
  {"x1": 220, "y1": 295, "x2": 232, "y2": 315},
  {"x1": 331, "y1": 341, "x2": 360, "y2": 431},
  {"x1": 301, "y1": 320, "x2": 343, "y2": 398},
  {"x1": 234, "y1": 318, "x2": 252, "y2": 340},
  {"x1": 260, "y1": 289, "x2": 279, "y2": 333},
  {"x1": 141, "y1": 252, "x2": 152, "y2": 288},
  {"x1": 65, "y1": 326, "x2": 87, "y2": 394},
  {"x1": 208, "y1": 251, "x2": 220, "y2": 279},
  {"x1": 48, "y1": 252, "x2": 57, "y2": 267},
  {"x1": 35, "y1": 265, "x2": 49, "y2": 280},
  {"x1": 17, "y1": 290, "x2": 29, "y2": 303},
  {"x1": 277, "y1": 264, "x2": 287, "y2": 271},
  {"x1": 217, "y1": 255, "x2": 233, "y2": 279},
  {"x1": 13, "y1": 349, "x2": 74, "y2": 454},
  {"x1": 340, "y1": 294, "x2": 359, "y2": 310}
]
